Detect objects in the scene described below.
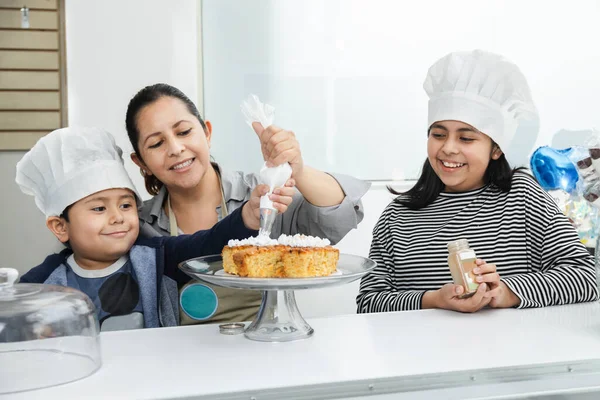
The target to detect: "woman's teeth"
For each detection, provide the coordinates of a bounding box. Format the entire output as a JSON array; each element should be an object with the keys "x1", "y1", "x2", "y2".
[
  {"x1": 442, "y1": 161, "x2": 465, "y2": 168},
  {"x1": 172, "y1": 159, "x2": 193, "y2": 170}
]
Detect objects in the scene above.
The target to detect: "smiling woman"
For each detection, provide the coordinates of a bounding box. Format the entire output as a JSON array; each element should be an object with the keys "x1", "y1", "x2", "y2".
[
  {"x1": 124, "y1": 83, "x2": 370, "y2": 325},
  {"x1": 132, "y1": 96, "x2": 216, "y2": 203},
  {"x1": 357, "y1": 50, "x2": 599, "y2": 315}
]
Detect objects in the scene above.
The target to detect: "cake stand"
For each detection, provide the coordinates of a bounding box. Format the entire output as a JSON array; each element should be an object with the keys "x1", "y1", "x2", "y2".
[{"x1": 178, "y1": 253, "x2": 376, "y2": 342}]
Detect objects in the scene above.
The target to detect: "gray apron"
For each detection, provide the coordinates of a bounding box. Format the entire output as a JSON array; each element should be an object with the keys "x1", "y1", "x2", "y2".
[{"x1": 167, "y1": 174, "x2": 262, "y2": 325}]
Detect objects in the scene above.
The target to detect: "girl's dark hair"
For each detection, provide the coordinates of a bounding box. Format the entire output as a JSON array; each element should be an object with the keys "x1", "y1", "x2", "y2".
[
  {"x1": 389, "y1": 140, "x2": 522, "y2": 210},
  {"x1": 125, "y1": 83, "x2": 207, "y2": 196}
]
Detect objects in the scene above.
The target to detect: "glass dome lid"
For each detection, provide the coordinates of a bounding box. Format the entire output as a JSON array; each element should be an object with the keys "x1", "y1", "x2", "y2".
[{"x1": 0, "y1": 268, "x2": 101, "y2": 394}]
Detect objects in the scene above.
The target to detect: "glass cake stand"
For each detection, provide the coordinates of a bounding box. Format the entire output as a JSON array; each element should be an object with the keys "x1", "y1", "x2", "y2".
[{"x1": 179, "y1": 253, "x2": 376, "y2": 342}]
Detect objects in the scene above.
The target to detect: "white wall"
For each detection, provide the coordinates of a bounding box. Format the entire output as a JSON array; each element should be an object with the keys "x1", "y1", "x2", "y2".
[
  {"x1": 0, "y1": 152, "x2": 63, "y2": 274},
  {"x1": 203, "y1": 0, "x2": 600, "y2": 179},
  {"x1": 65, "y1": 0, "x2": 199, "y2": 195}
]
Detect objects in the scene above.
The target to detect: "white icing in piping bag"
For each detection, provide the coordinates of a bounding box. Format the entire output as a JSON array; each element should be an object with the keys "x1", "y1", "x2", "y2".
[{"x1": 241, "y1": 94, "x2": 293, "y2": 237}]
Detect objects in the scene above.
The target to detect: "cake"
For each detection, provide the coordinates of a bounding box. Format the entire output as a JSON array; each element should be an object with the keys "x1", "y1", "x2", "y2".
[{"x1": 222, "y1": 234, "x2": 339, "y2": 278}]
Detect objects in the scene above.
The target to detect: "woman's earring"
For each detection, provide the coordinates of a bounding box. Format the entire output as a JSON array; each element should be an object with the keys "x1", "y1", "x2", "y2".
[{"x1": 140, "y1": 168, "x2": 146, "y2": 177}]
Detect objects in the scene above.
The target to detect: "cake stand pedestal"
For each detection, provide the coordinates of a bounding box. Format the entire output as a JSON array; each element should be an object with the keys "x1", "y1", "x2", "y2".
[
  {"x1": 244, "y1": 290, "x2": 312, "y2": 341},
  {"x1": 179, "y1": 253, "x2": 376, "y2": 342}
]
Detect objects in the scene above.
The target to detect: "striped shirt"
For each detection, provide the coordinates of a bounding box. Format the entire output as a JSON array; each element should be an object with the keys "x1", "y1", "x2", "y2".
[{"x1": 357, "y1": 172, "x2": 599, "y2": 312}]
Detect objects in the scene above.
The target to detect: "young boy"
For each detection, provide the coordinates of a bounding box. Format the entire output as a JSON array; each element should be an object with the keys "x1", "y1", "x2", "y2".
[{"x1": 16, "y1": 127, "x2": 287, "y2": 331}]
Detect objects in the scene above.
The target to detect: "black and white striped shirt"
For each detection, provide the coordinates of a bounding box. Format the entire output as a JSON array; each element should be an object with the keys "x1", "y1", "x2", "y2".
[{"x1": 357, "y1": 173, "x2": 599, "y2": 312}]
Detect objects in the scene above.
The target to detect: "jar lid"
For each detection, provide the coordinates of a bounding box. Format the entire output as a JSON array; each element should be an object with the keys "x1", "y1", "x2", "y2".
[
  {"x1": 447, "y1": 238, "x2": 470, "y2": 252},
  {"x1": 219, "y1": 322, "x2": 245, "y2": 335}
]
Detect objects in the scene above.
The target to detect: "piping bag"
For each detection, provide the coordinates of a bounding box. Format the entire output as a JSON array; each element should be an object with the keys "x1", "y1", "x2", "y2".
[{"x1": 241, "y1": 95, "x2": 292, "y2": 237}]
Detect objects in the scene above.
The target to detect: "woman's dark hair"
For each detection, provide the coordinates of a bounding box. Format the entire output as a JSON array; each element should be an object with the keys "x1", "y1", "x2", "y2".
[
  {"x1": 389, "y1": 139, "x2": 523, "y2": 210},
  {"x1": 125, "y1": 83, "x2": 207, "y2": 196}
]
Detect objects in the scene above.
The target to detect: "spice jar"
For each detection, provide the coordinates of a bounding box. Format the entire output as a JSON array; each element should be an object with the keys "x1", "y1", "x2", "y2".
[{"x1": 447, "y1": 239, "x2": 479, "y2": 298}]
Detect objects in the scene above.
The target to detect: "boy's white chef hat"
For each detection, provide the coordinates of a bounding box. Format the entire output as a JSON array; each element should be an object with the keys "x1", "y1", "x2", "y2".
[
  {"x1": 16, "y1": 127, "x2": 142, "y2": 217},
  {"x1": 424, "y1": 49, "x2": 539, "y2": 166}
]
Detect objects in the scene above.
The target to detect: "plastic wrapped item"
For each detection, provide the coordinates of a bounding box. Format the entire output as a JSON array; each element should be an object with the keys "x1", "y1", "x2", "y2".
[
  {"x1": 531, "y1": 130, "x2": 600, "y2": 203},
  {"x1": 241, "y1": 95, "x2": 293, "y2": 237},
  {"x1": 562, "y1": 193, "x2": 600, "y2": 248},
  {"x1": 530, "y1": 146, "x2": 580, "y2": 193},
  {"x1": 567, "y1": 144, "x2": 600, "y2": 197},
  {"x1": 589, "y1": 147, "x2": 600, "y2": 172},
  {"x1": 531, "y1": 131, "x2": 600, "y2": 252},
  {"x1": 0, "y1": 268, "x2": 101, "y2": 394},
  {"x1": 586, "y1": 130, "x2": 600, "y2": 170},
  {"x1": 575, "y1": 157, "x2": 598, "y2": 185},
  {"x1": 547, "y1": 189, "x2": 599, "y2": 251},
  {"x1": 581, "y1": 131, "x2": 600, "y2": 197},
  {"x1": 584, "y1": 182, "x2": 600, "y2": 208}
]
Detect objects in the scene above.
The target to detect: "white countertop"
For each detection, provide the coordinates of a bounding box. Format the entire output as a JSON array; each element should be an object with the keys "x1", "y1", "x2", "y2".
[{"x1": 6, "y1": 302, "x2": 600, "y2": 399}]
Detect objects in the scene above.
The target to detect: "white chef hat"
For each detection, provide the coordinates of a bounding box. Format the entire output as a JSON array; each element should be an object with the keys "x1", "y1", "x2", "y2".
[
  {"x1": 424, "y1": 49, "x2": 539, "y2": 166},
  {"x1": 16, "y1": 127, "x2": 142, "y2": 218}
]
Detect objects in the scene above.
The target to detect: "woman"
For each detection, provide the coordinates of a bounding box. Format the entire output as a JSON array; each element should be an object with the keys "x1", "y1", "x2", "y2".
[
  {"x1": 126, "y1": 83, "x2": 370, "y2": 323},
  {"x1": 357, "y1": 50, "x2": 598, "y2": 313}
]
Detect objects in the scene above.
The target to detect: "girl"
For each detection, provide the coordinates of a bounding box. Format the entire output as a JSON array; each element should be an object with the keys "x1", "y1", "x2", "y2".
[{"x1": 357, "y1": 50, "x2": 598, "y2": 313}]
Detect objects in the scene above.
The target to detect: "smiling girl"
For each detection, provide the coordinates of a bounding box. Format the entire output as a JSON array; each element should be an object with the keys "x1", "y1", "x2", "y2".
[{"x1": 357, "y1": 50, "x2": 598, "y2": 313}]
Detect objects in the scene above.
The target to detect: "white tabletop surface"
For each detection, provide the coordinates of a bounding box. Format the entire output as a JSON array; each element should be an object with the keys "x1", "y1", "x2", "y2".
[{"x1": 5, "y1": 302, "x2": 600, "y2": 399}]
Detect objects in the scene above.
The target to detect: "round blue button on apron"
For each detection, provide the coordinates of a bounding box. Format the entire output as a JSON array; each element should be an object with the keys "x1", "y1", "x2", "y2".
[{"x1": 180, "y1": 284, "x2": 218, "y2": 321}]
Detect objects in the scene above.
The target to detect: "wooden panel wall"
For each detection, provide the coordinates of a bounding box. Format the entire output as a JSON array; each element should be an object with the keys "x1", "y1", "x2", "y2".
[{"x1": 0, "y1": 0, "x2": 66, "y2": 150}]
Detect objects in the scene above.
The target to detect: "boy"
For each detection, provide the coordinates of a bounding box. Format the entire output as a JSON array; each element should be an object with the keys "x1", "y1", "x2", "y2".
[{"x1": 16, "y1": 127, "x2": 286, "y2": 330}]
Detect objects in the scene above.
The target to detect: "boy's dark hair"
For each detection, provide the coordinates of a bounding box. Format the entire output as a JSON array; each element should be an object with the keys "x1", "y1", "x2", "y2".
[
  {"x1": 59, "y1": 205, "x2": 72, "y2": 248},
  {"x1": 59, "y1": 205, "x2": 72, "y2": 222},
  {"x1": 388, "y1": 137, "x2": 522, "y2": 210},
  {"x1": 125, "y1": 83, "x2": 207, "y2": 196}
]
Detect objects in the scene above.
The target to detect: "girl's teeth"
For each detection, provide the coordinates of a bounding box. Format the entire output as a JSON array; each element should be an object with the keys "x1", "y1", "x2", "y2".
[{"x1": 442, "y1": 161, "x2": 463, "y2": 168}]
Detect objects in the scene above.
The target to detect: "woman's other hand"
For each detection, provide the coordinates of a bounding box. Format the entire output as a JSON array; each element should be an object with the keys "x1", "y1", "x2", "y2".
[{"x1": 241, "y1": 180, "x2": 295, "y2": 230}]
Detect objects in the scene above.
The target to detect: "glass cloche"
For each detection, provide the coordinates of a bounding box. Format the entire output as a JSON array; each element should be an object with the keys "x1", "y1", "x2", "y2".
[{"x1": 0, "y1": 268, "x2": 101, "y2": 394}]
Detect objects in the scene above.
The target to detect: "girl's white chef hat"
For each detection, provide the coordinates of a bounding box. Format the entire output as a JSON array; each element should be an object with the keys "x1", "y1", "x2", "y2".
[{"x1": 424, "y1": 49, "x2": 539, "y2": 166}]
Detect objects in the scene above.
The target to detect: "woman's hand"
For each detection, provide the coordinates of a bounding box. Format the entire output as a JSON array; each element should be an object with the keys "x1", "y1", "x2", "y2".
[
  {"x1": 267, "y1": 179, "x2": 297, "y2": 211},
  {"x1": 251, "y1": 122, "x2": 345, "y2": 207},
  {"x1": 425, "y1": 282, "x2": 490, "y2": 313},
  {"x1": 241, "y1": 180, "x2": 296, "y2": 230},
  {"x1": 252, "y1": 122, "x2": 304, "y2": 179},
  {"x1": 475, "y1": 259, "x2": 521, "y2": 308}
]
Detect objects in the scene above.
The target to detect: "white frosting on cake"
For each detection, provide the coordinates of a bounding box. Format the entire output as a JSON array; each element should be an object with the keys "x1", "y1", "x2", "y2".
[
  {"x1": 227, "y1": 234, "x2": 331, "y2": 248},
  {"x1": 227, "y1": 236, "x2": 278, "y2": 247},
  {"x1": 276, "y1": 234, "x2": 331, "y2": 247}
]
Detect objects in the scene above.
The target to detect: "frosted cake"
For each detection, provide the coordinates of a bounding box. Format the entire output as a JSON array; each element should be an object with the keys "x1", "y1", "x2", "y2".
[{"x1": 222, "y1": 234, "x2": 339, "y2": 278}]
